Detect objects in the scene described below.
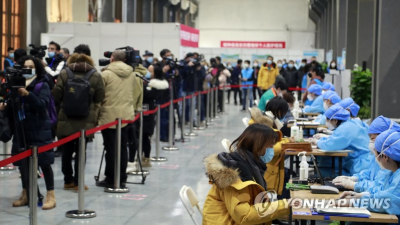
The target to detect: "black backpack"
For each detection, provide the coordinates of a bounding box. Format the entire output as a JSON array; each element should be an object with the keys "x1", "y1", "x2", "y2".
[{"x1": 63, "y1": 67, "x2": 96, "y2": 117}]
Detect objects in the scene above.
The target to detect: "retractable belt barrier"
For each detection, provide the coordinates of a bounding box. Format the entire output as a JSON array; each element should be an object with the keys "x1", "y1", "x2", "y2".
[{"x1": 0, "y1": 84, "x2": 305, "y2": 168}]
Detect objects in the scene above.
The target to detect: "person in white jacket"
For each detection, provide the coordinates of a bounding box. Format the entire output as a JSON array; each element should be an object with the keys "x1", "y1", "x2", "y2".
[{"x1": 217, "y1": 63, "x2": 231, "y2": 112}]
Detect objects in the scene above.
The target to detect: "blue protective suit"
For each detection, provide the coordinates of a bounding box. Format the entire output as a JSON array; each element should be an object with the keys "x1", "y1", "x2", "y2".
[
  {"x1": 315, "y1": 114, "x2": 327, "y2": 125},
  {"x1": 352, "y1": 118, "x2": 369, "y2": 133},
  {"x1": 317, "y1": 119, "x2": 371, "y2": 177},
  {"x1": 304, "y1": 95, "x2": 325, "y2": 114}
]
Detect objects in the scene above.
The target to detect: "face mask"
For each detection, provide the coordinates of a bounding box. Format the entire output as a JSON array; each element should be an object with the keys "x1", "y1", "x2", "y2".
[
  {"x1": 331, "y1": 63, "x2": 336, "y2": 67},
  {"x1": 227, "y1": 65, "x2": 232, "y2": 69},
  {"x1": 147, "y1": 57, "x2": 154, "y2": 63},
  {"x1": 9, "y1": 53, "x2": 14, "y2": 58},
  {"x1": 253, "y1": 63, "x2": 258, "y2": 67},
  {"x1": 145, "y1": 71, "x2": 151, "y2": 79},
  {"x1": 166, "y1": 56, "x2": 173, "y2": 60},
  {"x1": 326, "y1": 121, "x2": 336, "y2": 131},
  {"x1": 204, "y1": 66, "x2": 208, "y2": 70},
  {"x1": 300, "y1": 63, "x2": 305, "y2": 67},
  {"x1": 307, "y1": 94, "x2": 315, "y2": 101},
  {"x1": 23, "y1": 73, "x2": 35, "y2": 79},
  {"x1": 267, "y1": 60, "x2": 272, "y2": 65},
  {"x1": 274, "y1": 118, "x2": 284, "y2": 130},
  {"x1": 369, "y1": 141, "x2": 375, "y2": 154},
  {"x1": 288, "y1": 64, "x2": 294, "y2": 68},
  {"x1": 48, "y1": 51, "x2": 55, "y2": 58},
  {"x1": 277, "y1": 63, "x2": 283, "y2": 68},
  {"x1": 260, "y1": 148, "x2": 275, "y2": 164},
  {"x1": 322, "y1": 90, "x2": 326, "y2": 95},
  {"x1": 277, "y1": 92, "x2": 283, "y2": 97},
  {"x1": 279, "y1": 115, "x2": 286, "y2": 122},
  {"x1": 243, "y1": 64, "x2": 249, "y2": 68},
  {"x1": 58, "y1": 53, "x2": 64, "y2": 58},
  {"x1": 375, "y1": 155, "x2": 385, "y2": 169},
  {"x1": 323, "y1": 102, "x2": 329, "y2": 111}
]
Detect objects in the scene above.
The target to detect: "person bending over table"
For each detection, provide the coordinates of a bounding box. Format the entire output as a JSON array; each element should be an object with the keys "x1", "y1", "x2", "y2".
[
  {"x1": 314, "y1": 90, "x2": 341, "y2": 126},
  {"x1": 303, "y1": 84, "x2": 325, "y2": 114},
  {"x1": 337, "y1": 129, "x2": 400, "y2": 225},
  {"x1": 339, "y1": 97, "x2": 369, "y2": 132}
]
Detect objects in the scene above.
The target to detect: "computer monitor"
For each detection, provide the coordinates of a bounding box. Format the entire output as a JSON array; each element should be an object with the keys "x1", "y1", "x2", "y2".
[{"x1": 310, "y1": 154, "x2": 326, "y2": 185}]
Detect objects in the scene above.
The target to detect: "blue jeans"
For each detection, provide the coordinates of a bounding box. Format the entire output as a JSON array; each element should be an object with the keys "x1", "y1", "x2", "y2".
[
  {"x1": 241, "y1": 88, "x2": 253, "y2": 110},
  {"x1": 200, "y1": 94, "x2": 206, "y2": 121},
  {"x1": 183, "y1": 91, "x2": 197, "y2": 124},
  {"x1": 160, "y1": 108, "x2": 169, "y2": 140}
]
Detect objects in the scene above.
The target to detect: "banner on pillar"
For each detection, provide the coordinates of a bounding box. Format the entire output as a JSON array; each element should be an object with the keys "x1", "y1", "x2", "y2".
[
  {"x1": 221, "y1": 54, "x2": 240, "y2": 66},
  {"x1": 251, "y1": 54, "x2": 270, "y2": 64},
  {"x1": 326, "y1": 50, "x2": 333, "y2": 64},
  {"x1": 180, "y1": 24, "x2": 199, "y2": 48},
  {"x1": 221, "y1": 41, "x2": 285, "y2": 49},
  {"x1": 341, "y1": 49, "x2": 346, "y2": 71}
]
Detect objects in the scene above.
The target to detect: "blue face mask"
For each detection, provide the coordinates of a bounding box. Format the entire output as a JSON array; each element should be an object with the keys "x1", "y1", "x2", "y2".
[
  {"x1": 147, "y1": 57, "x2": 153, "y2": 64},
  {"x1": 9, "y1": 53, "x2": 14, "y2": 58},
  {"x1": 48, "y1": 51, "x2": 55, "y2": 58},
  {"x1": 300, "y1": 63, "x2": 305, "y2": 67},
  {"x1": 288, "y1": 64, "x2": 294, "y2": 68},
  {"x1": 280, "y1": 115, "x2": 286, "y2": 122},
  {"x1": 260, "y1": 148, "x2": 275, "y2": 164},
  {"x1": 166, "y1": 56, "x2": 173, "y2": 60},
  {"x1": 145, "y1": 71, "x2": 151, "y2": 79},
  {"x1": 267, "y1": 60, "x2": 272, "y2": 65},
  {"x1": 23, "y1": 74, "x2": 35, "y2": 79}
]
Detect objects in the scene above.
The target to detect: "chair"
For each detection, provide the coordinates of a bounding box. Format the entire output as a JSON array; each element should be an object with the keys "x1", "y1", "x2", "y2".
[
  {"x1": 242, "y1": 117, "x2": 250, "y2": 127},
  {"x1": 221, "y1": 139, "x2": 232, "y2": 152},
  {"x1": 179, "y1": 185, "x2": 203, "y2": 225},
  {"x1": 254, "y1": 100, "x2": 258, "y2": 106}
]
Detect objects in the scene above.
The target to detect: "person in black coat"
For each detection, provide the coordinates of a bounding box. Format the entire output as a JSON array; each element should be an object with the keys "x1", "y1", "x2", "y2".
[
  {"x1": 1, "y1": 55, "x2": 56, "y2": 209},
  {"x1": 282, "y1": 60, "x2": 302, "y2": 90}
]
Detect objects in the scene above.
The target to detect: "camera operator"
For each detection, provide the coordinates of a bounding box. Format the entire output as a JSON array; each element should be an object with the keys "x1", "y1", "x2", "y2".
[
  {"x1": 43, "y1": 41, "x2": 65, "y2": 79},
  {"x1": 53, "y1": 45, "x2": 105, "y2": 190},
  {"x1": 3, "y1": 47, "x2": 14, "y2": 71},
  {"x1": 2, "y1": 56, "x2": 56, "y2": 209},
  {"x1": 180, "y1": 52, "x2": 202, "y2": 126},
  {"x1": 142, "y1": 50, "x2": 154, "y2": 69},
  {"x1": 97, "y1": 50, "x2": 143, "y2": 188}
]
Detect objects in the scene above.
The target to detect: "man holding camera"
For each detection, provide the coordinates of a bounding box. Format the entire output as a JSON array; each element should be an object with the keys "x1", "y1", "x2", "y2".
[
  {"x1": 43, "y1": 41, "x2": 65, "y2": 78},
  {"x1": 97, "y1": 50, "x2": 143, "y2": 188}
]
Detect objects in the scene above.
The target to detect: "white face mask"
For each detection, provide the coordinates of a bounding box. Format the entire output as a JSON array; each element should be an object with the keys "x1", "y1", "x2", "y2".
[
  {"x1": 369, "y1": 141, "x2": 375, "y2": 154},
  {"x1": 243, "y1": 64, "x2": 249, "y2": 68},
  {"x1": 322, "y1": 90, "x2": 326, "y2": 95},
  {"x1": 253, "y1": 63, "x2": 258, "y2": 67},
  {"x1": 375, "y1": 155, "x2": 385, "y2": 169},
  {"x1": 277, "y1": 63, "x2": 282, "y2": 68},
  {"x1": 277, "y1": 92, "x2": 283, "y2": 97},
  {"x1": 331, "y1": 63, "x2": 336, "y2": 67},
  {"x1": 326, "y1": 121, "x2": 336, "y2": 131},
  {"x1": 323, "y1": 102, "x2": 329, "y2": 111},
  {"x1": 274, "y1": 118, "x2": 284, "y2": 130},
  {"x1": 307, "y1": 94, "x2": 315, "y2": 101}
]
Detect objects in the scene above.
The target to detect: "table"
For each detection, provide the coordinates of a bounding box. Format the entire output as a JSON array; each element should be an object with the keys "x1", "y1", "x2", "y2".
[
  {"x1": 289, "y1": 189, "x2": 398, "y2": 225},
  {"x1": 285, "y1": 149, "x2": 348, "y2": 176},
  {"x1": 287, "y1": 123, "x2": 326, "y2": 129},
  {"x1": 300, "y1": 112, "x2": 321, "y2": 117}
]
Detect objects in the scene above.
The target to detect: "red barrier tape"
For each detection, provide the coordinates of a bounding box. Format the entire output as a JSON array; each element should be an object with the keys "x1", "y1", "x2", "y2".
[
  {"x1": 0, "y1": 150, "x2": 31, "y2": 168},
  {"x1": 86, "y1": 121, "x2": 118, "y2": 136},
  {"x1": 201, "y1": 90, "x2": 208, "y2": 94},
  {"x1": 143, "y1": 108, "x2": 158, "y2": 115},
  {"x1": 288, "y1": 87, "x2": 307, "y2": 91},
  {"x1": 122, "y1": 114, "x2": 140, "y2": 124},
  {"x1": 173, "y1": 98, "x2": 184, "y2": 104},
  {"x1": 160, "y1": 102, "x2": 170, "y2": 109},
  {"x1": 185, "y1": 95, "x2": 192, "y2": 100}
]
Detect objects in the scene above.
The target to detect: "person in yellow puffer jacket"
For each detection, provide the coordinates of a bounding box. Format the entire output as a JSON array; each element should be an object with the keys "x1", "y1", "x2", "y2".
[
  {"x1": 257, "y1": 56, "x2": 279, "y2": 93},
  {"x1": 203, "y1": 124, "x2": 291, "y2": 225}
]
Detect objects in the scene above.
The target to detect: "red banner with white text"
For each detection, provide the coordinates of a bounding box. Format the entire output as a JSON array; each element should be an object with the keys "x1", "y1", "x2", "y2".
[
  {"x1": 221, "y1": 41, "x2": 286, "y2": 49},
  {"x1": 180, "y1": 24, "x2": 199, "y2": 48}
]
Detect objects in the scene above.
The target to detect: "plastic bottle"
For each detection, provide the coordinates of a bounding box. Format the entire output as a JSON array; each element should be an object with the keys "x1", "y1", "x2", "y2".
[
  {"x1": 291, "y1": 121, "x2": 299, "y2": 141},
  {"x1": 298, "y1": 151, "x2": 309, "y2": 180},
  {"x1": 298, "y1": 126, "x2": 303, "y2": 141},
  {"x1": 293, "y1": 96, "x2": 300, "y2": 119}
]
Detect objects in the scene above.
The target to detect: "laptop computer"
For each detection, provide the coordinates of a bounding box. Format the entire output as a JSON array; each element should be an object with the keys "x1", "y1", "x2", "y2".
[{"x1": 310, "y1": 154, "x2": 349, "y2": 191}]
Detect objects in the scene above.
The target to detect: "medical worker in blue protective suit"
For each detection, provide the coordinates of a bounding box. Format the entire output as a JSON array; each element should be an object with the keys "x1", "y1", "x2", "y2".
[
  {"x1": 339, "y1": 97, "x2": 369, "y2": 132},
  {"x1": 322, "y1": 82, "x2": 335, "y2": 94},
  {"x1": 339, "y1": 129, "x2": 400, "y2": 225},
  {"x1": 303, "y1": 84, "x2": 325, "y2": 114},
  {"x1": 314, "y1": 90, "x2": 341, "y2": 125},
  {"x1": 332, "y1": 116, "x2": 400, "y2": 192},
  {"x1": 314, "y1": 104, "x2": 371, "y2": 177}
]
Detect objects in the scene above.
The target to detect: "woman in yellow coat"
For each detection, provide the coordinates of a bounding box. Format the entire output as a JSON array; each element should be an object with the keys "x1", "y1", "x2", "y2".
[
  {"x1": 257, "y1": 56, "x2": 280, "y2": 93},
  {"x1": 203, "y1": 124, "x2": 291, "y2": 225}
]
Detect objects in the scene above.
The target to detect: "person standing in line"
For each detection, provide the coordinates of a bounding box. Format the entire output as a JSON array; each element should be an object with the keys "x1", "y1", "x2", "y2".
[
  {"x1": 60, "y1": 48, "x2": 70, "y2": 61},
  {"x1": 240, "y1": 60, "x2": 254, "y2": 111},
  {"x1": 282, "y1": 60, "x2": 301, "y2": 93},
  {"x1": 257, "y1": 56, "x2": 279, "y2": 94},
  {"x1": 252, "y1": 60, "x2": 261, "y2": 101},
  {"x1": 230, "y1": 59, "x2": 242, "y2": 105},
  {"x1": 97, "y1": 50, "x2": 143, "y2": 188}
]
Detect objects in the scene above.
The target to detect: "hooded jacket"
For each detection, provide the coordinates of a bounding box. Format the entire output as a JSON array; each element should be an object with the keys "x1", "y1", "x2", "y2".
[
  {"x1": 99, "y1": 61, "x2": 143, "y2": 128},
  {"x1": 257, "y1": 63, "x2": 279, "y2": 90},
  {"x1": 54, "y1": 53, "x2": 105, "y2": 138},
  {"x1": 203, "y1": 152, "x2": 289, "y2": 225}
]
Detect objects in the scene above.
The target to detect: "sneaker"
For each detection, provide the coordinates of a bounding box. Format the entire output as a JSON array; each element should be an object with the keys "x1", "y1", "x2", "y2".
[
  {"x1": 73, "y1": 184, "x2": 89, "y2": 191},
  {"x1": 142, "y1": 158, "x2": 152, "y2": 167},
  {"x1": 200, "y1": 121, "x2": 206, "y2": 127},
  {"x1": 64, "y1": 182, "x2": 75, "y2": 190},
  {"x1": 96, "y1": 179, "x2": 113, "y2": 188}
]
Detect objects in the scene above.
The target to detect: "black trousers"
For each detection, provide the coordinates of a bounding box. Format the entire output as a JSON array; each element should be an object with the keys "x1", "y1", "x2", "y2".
[
  {"x1": 217, "y1": 90, "x2": 223, "y2": 112},
  {"x1": 61, "y1": 138, "x2": 88, "y2": 185},
  {"x1": 102, "y1": 127, "x2": 128, "y2": 183},
  {"x1": 20, "y1": 162, "x2": 54, "y2": 191},
  {"x1": 127, "y1": 123, "x2": 138, "y2": 162},
  {"x1": 231, "y1": 87, "x2": 242, "y2": 104}
]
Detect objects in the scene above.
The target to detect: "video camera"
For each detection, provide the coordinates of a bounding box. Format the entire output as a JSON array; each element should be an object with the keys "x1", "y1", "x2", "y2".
[
  {"x1": 0, "y1": 65, "x2": 31, "y2": 97},
  {"x1": 99, "y1": 46, "x2": 140, "y2": 68},
  {"x1": 29, "y1": 44, "x2": 47, "y2": 58}
]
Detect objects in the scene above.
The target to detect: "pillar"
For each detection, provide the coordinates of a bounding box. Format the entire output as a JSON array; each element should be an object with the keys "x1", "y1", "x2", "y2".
[
  {"x1": 356, "y1": 0, "x2": 374, "y2": 68},
  {"x1": 345, "y1": 0, "x2": 358, "y2": 69}
]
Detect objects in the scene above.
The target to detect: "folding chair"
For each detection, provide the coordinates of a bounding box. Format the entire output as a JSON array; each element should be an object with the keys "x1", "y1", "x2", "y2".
[
  {"x1": 221, "y1": 139, "x2": 232, "y2": 152},
  {"x1": 242, "y1": 117, "x2": 250, "y2": 127},
  {"x1": 179, "y1": 185, "x2": 203, "y2": 225}
]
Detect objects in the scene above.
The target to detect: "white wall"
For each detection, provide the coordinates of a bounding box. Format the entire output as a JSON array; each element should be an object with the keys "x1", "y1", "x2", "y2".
[
  {"x1": 198, "y1": 0, "x2": 315, "y2": 49},
  {"x1": 42, "y1": 22, "x2": 182, "y2": 70}
]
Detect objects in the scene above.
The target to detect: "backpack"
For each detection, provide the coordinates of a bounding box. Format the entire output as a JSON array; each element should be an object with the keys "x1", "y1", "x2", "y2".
[
  {"x1": 33, "y1": 82, "x2": 57, "y2": 126},
  {"x1": 63, "y1": 67, "x2": 95, "y2": 117}
]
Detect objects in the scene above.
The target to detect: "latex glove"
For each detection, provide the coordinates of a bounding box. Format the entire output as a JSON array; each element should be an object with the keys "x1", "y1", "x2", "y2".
[
  {"x1": 313, "y1": 133, "x2": 329, "y2": 140},
  {"x1": 349, "y1": 176, "x2": 359, "y2": 182},
  {"x1": 332, "y1": 176, "x2": 350, "y2": 183},
  {"x1": 317, "y1": 127, "x2": 333, "y2": 135},
  {"x1": 305, "y1": 138, "x2": 318, "y2": 146},
  {"x1": 339, "y1": 191, "x2": 369, "y2": 199},
  {"x1": 332, "y1": 178, "x2": 356, "y2": 190}
]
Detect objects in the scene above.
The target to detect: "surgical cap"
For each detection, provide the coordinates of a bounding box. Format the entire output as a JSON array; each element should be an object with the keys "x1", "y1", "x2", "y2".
[
  {"x1": 368, "y1": 116, "x2": 400, "y2": 134},
  {"x1": 323, "y1": 82, "x2": 335, "y2": 91},
  {"x1": 323, "y1": 90, "x2": 341, "y2": 104},
  {"x1": 339, "y1": 97, "x2": 360, "y2": 117},
  {"x1": 308, "y1": 84, "x2": 322, "y2": 96},
  {"x1": 324, "y1": 104, "x2": 350, "y2": 121},
  {"x1": 375, "y1": 129, "x2": 400, "y2": 162}
]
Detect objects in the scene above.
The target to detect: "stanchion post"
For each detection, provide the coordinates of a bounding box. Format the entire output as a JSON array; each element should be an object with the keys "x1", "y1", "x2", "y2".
[
  {"x1": 221, "y1": 85, "x2": 226, "y2": 114},
  {"x1": 104, "y1": 119, "x2": 129, "y2": 193},
  {"x1": 185, "y1": 94, "x2": 197, "y2": 136},
  {"x1": 246, "y1": 86, "x2": 250, "y2": 111},
  {"x1": 162, "y1": 85, "x2": 179, "y2": 151},
  {"x1": 29, "y1": 146, "x2": 38, "y2": 225},
  {"x1": 206, "y1": 89, "x2": 211, "y2": 125},
  {"x1": 210, "y1": 88, "x2": 215, "y2": 120},
  {"x1": 128, "y1": 111, "x2": 150, "y2": 175},
  {"x1": 194, "y1": 93, "x2": 205, "y2": 130},
  {"x1": 214, "y1": 87, "x2": 219, "y2": 118},
  {"x1": 151, "y1": 105, "x2": 167, "y2": 161},
  {"x1": 66, "y1": 130, "x2": 97, "y2": 218},
  {"x1": 0, "y1": 142, "x2": 15, "y2": 170}
]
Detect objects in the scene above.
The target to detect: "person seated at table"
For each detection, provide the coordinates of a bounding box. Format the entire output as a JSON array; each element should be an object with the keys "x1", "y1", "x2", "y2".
[
  {"x1": 303, "y1": 84, "x2": 325, "y2": 114},
  {"x1": 258, "y1": 81, "x2": 288, "y2": 112},
  {"x1": 322, "y1": 82, "x2": 335, "y2": 94},
  {"x1": 203, "y1": 124, "x2": 291, "y2": 225},
  {"x1": 315, "y1": 90, "x2": 341, "y2": 125},
  {"x1": 339, "y1": 129, "x2": 400, "y2": 225},
  {"x1": 339, "y1": 97, "x2": 369, "y2": 132},
  {"x1": 313, "y1": 104, "x2": 372, "y2": 177},
  {"x1": 332, "y1": 116, "x2": 399, "y2": 191}
]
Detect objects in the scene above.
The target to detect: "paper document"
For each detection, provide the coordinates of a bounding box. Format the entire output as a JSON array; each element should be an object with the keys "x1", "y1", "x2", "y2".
[
  {"x1": 317, "y1": 149, "x2": 354, "y2": 153},
  {"x1": 315, "y1": 207, "x2": 371, "y2": 217}
]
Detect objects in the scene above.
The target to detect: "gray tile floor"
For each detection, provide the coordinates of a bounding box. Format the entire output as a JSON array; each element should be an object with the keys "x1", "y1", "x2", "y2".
[{"x1": 0, "y1": 101, "x2": 331, "y2": 225}]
